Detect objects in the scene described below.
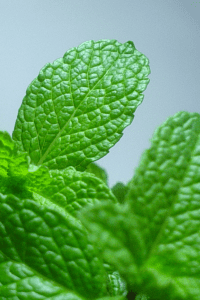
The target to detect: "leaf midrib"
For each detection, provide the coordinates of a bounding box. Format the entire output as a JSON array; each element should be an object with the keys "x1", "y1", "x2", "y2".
[
  {"x1": 37, "y1": 47, "x2": 121, "y2": 166},
  {"x1": 141, "y1": 119, "x2": 200, "y2": 269}
]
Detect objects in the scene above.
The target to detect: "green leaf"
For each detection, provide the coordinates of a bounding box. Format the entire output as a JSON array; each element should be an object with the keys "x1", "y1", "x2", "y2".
[
  {"x1": 77, "y1": 201, "x2": 146, "y2": 286},
  {"x1": 106, "y1": 270, "x2": 127, "y2": 297},
  {"x1": 103, "y1": 263, "x2": 128, "y2": 297},
  {"x1": 0, "y1": 193, "x2": 108, "y2": 299},
  {"x1": 0, "y1": 131, "x2": 32, "y2": 196},
  {"x1": 12, "y1": 39, "x2": 150, "y2": 171},
  {"x1": 0, "y1": 253, "x2": 86, "y2": 300},
  {"x1": 85, "y1": 162, "x2": 108, "y2": 186},
  {"x1": 111, "y1": 182, "x2": 129, "y2": 204},
  {"x1": 0, "y1": 131, "x2": 30, "y2": 179},
  {"x1": 78, "y1": 111, "x2": 200, "y2": 299},
  {"x1": 26, "y1": 166, "x2": 117, "y2": 217},
  {"x1": 0, "y1": 131, "x2": 13, "y2": 177},
  {"x1": 97, "y1": 297, "x2": 126, "y2": 300},
  {"x1": 135, "y1": 295, "x2": 150, "y2": 300}
]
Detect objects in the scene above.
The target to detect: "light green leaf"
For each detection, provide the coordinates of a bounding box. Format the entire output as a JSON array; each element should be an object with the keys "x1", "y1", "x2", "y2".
[
  {"x1": 0, "y1": 193, "x2": 108, "y2": 299},
  {"x1": 0, "y1": 130, "x2": 30, "y2": 179},
  {"x1": 12, "y1": 39, "x2": 150, "y2": 171},
  {"x1": 103, "y1": 263, "x2": 128, "y2": 297},
  {"x1": 26, "y1": 166, "x2": 117, "y2": 217},
  {"x1": 0, "y1": 131, "x2": 31, "y2": 196},
  {"x1": 0, "y1": 131, "x2": 13, "y2": 177},
  {"x1": 106, "y1": 270, "x2": 127, "y2": 297},
  {"x1": 78, "y1": 111, "x2": 200, "y2": 299}
]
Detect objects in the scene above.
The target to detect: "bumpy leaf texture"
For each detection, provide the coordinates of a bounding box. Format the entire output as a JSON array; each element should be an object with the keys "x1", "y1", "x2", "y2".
[
  {"x1": 26, "y1": 166, "x2": 117, "y2": 218},
  {"x1": 0, "y1": 131, "x2": 13, "y2": 177},
  {"x1": 0, "y1": 131, "x2": 31, "y2": 197},
  {"x1": 0, "y1": 133, "x2": 126, "y2": 299},
  {"x1": 79, "y1": 111, "x2": 200, "y2": 300},
  {"x1": 12, "y1": 39, "x2": 150, "y2": 171},
  {"x1": 0, "y1": 193, "x2": 109, "y2": 299}
]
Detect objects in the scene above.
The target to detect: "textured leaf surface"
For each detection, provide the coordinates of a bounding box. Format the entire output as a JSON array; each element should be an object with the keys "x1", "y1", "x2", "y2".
[
  {"x1": 26, "y1": 166, "x2": 117, "y2": 217},
  {"x1": 78, "y1": 201, "x2": 146, "y2": 286},
  {"x1": 79, "y1": 111, "x2": 200, "y2": 299},
  {"x1": 12, "y1": 39, "x2": 150, "y2": 171},
  {"x1": 0, "y1": 193, "x2": 107, "y2": 299},
  {"x1": 0, "y1": 131, "x2": 13, "y2": 177},
  {"x1": 0, "y1": 131, "x2": 31, "y2": 197},
  {"x1": 106, "y1": 270, "x2": 127, "y2": 296},
  {"x1": 0, "y1": 131, "x2": 30, "y2": 178},
  {"x1": 123, "y1": 111, "x2": 200, "y2": 299},
  {"x1": 0, "y1": 254, "x2": 85, "y2": 300}
]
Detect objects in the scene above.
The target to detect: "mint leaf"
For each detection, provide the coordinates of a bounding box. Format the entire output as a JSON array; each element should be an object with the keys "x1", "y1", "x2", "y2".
[
  {"x1": 0, "y1": 131, "x2": 13, "y2": 177},
  {"x1": 111, "y1": 182, "x2": 129, "y2": 204},
  {"x1": 0, "y1": 253, "x2": 86, "y2": 300},
  {"x1": 78, "y1": 111, "x2": 200, "y2": 299},
  {"x1": 0, "y1": 131, "x2": 31, "y2": 197},
  {"x1": 106, "y1": 270, "x2": 127, "y2": 296},
  {"x1": 78, "y1": 201, "x2": 146, "y2": 286},
  {"x1": 26, "y1": 166, "x2": 117, "y2": 217},
  {"x1": 0, "y1": 130, "x2": 29, "y2": 179},
  {"x1": 0, "y1": 193, "x2": 108, "y2": 299},
  {"x1": 12, "y1": 39, "x2": 150, "y2": 171},
  {"x1": 103, "y1": 262, "x2": 128, "y2": 297},
  {"x1": 85, "y1": 162, "x2": 108, "y2": 186},
  {"x1": 125, "y1": 111, "x2": 200, "y2": 255},
  {"x1": 135, "y1": 295, "x2": 150, "y2": 300}
]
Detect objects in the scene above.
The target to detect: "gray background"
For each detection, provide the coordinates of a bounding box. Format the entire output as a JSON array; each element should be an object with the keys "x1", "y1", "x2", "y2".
[{"x1": 0, "y1": 0, "x2": 199, "y2": 188}]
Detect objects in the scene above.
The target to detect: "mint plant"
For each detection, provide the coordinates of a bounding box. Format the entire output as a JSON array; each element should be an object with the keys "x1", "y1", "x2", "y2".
[{"x1": 0, "y1": 39, "x2": 199, "y2": 300}]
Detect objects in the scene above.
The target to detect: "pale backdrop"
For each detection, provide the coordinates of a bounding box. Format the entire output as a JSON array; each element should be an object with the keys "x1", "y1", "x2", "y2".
[{"x1": 0, "y1": 0, "x2": 199, "y2": 188}]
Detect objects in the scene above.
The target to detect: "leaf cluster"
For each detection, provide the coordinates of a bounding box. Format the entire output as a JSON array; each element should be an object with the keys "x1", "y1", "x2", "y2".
[{"x1": 0, "y1": 39, "x2": 199, "y2": 300}]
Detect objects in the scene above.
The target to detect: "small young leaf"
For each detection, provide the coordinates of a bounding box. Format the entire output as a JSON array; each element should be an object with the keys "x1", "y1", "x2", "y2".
[
  {"x1": 0, "y1": 131, "x2": 13, "y2": 177},
  {"x1": 111, "y1": 182, "x2": 129, "y2": 204},
  {"x1": 12, "y1": 39, "x2": 150, "y2": 171},
  {"x1": 107, "y1": 270, "x2": 127, "y2": 296},
  {"x1": 85, "y1": 162, "x2": 108, "y2": 186}
]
